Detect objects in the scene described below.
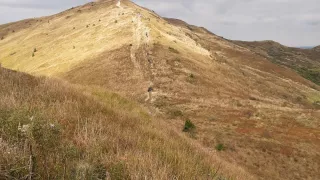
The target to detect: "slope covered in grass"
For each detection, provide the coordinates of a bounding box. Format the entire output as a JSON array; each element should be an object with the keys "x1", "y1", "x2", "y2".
[
  {"x1": 0, "y1": 67, "x2": 251, "y2": 179},
  {"x1": 0, "y1": 0, "x2": 319, "y2": 179}
]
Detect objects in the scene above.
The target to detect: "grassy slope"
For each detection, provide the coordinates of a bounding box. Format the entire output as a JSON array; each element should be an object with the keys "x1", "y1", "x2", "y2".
[
  {"x1": 234, "y1": 40, "x2": 320, "y2": 86},
  {"x1": 0, "y1": 67, "x2": 251, "y2": 179},
  {"x1": 0, "y1": 0, "x2": 319, "y2": 179}
]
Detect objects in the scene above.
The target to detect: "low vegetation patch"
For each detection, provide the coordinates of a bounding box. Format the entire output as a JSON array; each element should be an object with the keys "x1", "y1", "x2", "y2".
[
  {"x1": 296, "y1": 67, "x2": 320, "y2": 85},
  {"x1": 183, "y1": 119, "x2": 196, "y2": 132},
  {"x1": 215, "y1": 143, "x2": 225, "y2": 151}
]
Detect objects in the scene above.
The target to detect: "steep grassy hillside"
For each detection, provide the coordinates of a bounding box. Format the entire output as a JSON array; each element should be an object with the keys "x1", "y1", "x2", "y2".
[
  {"x1": 0, "y1": 67, "x2": 252, "y2": 179},
  {"x1": 0, "y1": 0, "x2": 319, "y2": 179},
  {"x1": 234, "y1": 40, "x2": 320, "y2": 86}
]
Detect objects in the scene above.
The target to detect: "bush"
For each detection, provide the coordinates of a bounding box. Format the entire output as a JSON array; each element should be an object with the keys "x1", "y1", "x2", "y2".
[
  {"x1": 115, "y1": 20, "x2": 118, "y2": 23},
  {"x1": 215, "y1": 144, "x2": 225, "y2": 151},
  {"x1": 183, "y1": 119, "x2": 196, "y2": 132},
  {"x1": 33, "y1": 48, "x2": 37, "y2": 53}
]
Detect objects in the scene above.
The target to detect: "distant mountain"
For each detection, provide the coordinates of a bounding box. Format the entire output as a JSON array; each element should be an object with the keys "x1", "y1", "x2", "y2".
[{"x1": 297, "y1": 46, "x2": 314, "y2": 49}]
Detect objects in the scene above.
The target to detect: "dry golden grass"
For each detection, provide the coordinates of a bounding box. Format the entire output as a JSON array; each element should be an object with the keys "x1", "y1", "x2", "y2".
[{"x1": 0, "y1": 67, "x2": 254, "y2": 179}]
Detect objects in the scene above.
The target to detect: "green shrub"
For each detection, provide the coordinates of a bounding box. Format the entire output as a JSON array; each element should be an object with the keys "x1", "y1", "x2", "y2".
[
  {"x1": 183, "y1": 119, "x2": 196, "y2": 132},
  {"x1": 215, "y1": 144, "x2": 225, "y2": 151}
]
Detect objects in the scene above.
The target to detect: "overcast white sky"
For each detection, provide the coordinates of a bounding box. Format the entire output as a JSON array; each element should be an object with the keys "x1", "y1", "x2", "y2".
[{"x1": 0, "y1": 0, "x2": 319, "y2": 47}]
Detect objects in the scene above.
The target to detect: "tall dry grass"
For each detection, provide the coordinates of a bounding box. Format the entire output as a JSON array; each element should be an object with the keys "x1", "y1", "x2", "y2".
[{"x1": 0, "y1": 67, "x2": 252, "y2": 179}]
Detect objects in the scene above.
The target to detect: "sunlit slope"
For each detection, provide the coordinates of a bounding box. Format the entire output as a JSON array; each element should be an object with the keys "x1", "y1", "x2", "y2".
[{"x1": 0, "y1": 0, "x2": 209, "y2": 77}]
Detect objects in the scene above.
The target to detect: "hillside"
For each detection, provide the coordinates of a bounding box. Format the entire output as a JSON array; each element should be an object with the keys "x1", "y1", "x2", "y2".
[
  {"x1": 0, "y1": 66, "x2": 251, "y2": 179},
  {"x1": 0, "y1": 0, "x2": 320, "y2": 179},
  {"x1": 234, "y1": 40, "x2": 320, "y2": 85}
]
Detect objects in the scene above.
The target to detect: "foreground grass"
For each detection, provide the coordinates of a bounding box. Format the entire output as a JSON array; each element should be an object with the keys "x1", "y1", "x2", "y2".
[{"x1": 0, "y1": 68, "x2": 245, "y2": 179}]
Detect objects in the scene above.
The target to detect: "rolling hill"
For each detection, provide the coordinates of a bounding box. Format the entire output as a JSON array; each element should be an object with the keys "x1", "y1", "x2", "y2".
[
  {"x1": 0, "y1": 0, "x2": 319, "y2": 179},
  {"x1": 234, "y1": 40, "x2": 320, "y2": 86}
]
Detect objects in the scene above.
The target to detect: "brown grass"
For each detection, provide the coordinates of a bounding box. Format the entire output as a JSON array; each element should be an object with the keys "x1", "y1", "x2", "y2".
[{"x1": 0, "y1": 67, "x2": 252, "y2": 179}]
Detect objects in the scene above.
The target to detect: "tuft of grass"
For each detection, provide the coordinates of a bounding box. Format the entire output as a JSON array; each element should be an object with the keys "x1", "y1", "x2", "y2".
[
  {"x1": 168, "y1": 109, "x2": 183, "y2": 118},
  {"x1": 169, "y1": 47, "x2": 179, "y2": 54},
  {"x1": 183, "y1": 119, "x2": 196, "y2": 132}
]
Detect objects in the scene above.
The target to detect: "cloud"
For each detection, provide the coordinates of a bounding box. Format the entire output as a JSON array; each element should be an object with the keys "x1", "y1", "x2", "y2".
[
  {"x1": 0, "y1": 0, "x2": 319, "y2": 46},
  {"x1": 134, "y1": 0, "x2": 320, "y2": 46}
]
